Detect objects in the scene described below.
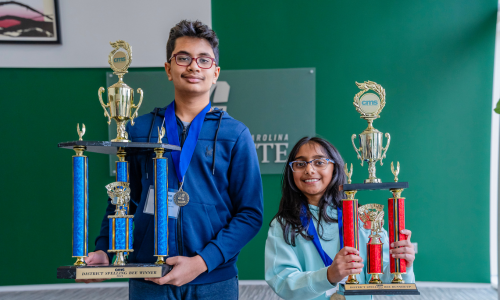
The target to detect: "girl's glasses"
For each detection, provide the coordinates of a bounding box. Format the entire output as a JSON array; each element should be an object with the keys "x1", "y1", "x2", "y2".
[
  {"x1": 170, "y1": 53, "x2": 216, "y2": 69},
  {"x1": 289, "y1": 158, "x2": 334, "y2": 172}
]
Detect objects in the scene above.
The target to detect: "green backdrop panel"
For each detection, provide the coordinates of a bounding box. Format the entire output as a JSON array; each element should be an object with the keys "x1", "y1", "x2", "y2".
[
  {"x1": 212, "y1": 0, "x2": 497, "y2": 282},
  {"x1": 106, "y1": 68, "x2": 315, "y2": 175}
]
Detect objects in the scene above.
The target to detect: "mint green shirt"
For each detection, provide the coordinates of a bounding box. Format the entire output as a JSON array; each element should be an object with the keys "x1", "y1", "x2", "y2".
[{"x1": 265, "y1": 204, "x2": 415, "y2": 300}]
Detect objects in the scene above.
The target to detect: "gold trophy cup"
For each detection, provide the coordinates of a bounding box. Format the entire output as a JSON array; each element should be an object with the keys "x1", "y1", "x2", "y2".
[
  {"x1": 351, "y1": 81, "x2": 390, "y2": 183},
  {"x1": 98, "y1": 40, "x2": 143, "y2": 142}
]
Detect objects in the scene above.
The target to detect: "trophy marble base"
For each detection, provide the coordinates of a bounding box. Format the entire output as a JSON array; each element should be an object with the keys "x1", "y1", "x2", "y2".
[
  {"x1": 339, "y1": 283, "x2": 420, "y2": 296},
  {"x1": 57, "y1": 263, "x2": 172, "y2": 280}
]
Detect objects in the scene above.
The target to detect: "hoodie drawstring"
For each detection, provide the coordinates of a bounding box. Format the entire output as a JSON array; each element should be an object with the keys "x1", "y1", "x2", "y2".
[{"x1": 212, "y1": 110, "x2": 224, "y2": 174}]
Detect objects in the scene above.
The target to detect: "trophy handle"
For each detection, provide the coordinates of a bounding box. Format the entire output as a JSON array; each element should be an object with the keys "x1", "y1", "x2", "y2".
[
  {"x1": 98, "y1": 87, "x2": 112, "y2": 125},
  {"x1": 351, "y1": 134, "x2": 363, "y2": 166},
  {"x1": 380, "y1": 132, "x2": 391, "y2": 166},
  {"x1": 130, "y1": 88, "x2": 143, "y2": 126}
]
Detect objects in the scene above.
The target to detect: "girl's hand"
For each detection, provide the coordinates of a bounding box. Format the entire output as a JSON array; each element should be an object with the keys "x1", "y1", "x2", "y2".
[
  {"x1": 390, "y1": 229, "x2": 415, "y2": 267},
  {"x1": 327, "y1": 246, "x2": 363, "y2": 284}
]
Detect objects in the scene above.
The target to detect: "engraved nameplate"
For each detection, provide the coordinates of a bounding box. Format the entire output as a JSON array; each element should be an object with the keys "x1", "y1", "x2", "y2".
[{"x1": 76, "y1": 266, "x2": 163, "y2": 279}]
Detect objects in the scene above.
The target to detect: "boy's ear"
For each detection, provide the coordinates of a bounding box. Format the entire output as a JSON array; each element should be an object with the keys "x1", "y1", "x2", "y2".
[
  {"x1": 165, "y1": 62, "x2": 173, "y2": 81},
  {"x1": 212, "y1": 66, "x2": 221, "y2": 84}
]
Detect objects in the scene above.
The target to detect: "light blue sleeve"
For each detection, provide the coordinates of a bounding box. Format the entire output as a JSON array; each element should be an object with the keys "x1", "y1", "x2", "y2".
[
  {"x1": 265, "y1": 221, "x2": 336, "y2": 300},
  {"x1": 378, "y1": 229, "x2": 415, "y2": 284}
]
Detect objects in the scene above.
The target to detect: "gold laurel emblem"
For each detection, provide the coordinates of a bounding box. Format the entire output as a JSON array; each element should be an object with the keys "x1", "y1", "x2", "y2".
[
  {"x1": 353, "y1": 80, "x2": 386, "y2": 119},
  {"x1": 108, "y1": 40, "x2": 132, "y2": 75}
]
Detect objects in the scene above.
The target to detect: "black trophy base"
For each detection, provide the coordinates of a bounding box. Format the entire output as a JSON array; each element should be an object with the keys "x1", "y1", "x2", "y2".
[
  {"x1": 57, "y1": 263, "x2": 173, "y2": 280},
  {"x1": 342, "y1": 182, "x2": 409, "y2": 192},
  {"x1": 339, "y1": 283, "x2": 420, "y2": 296}
]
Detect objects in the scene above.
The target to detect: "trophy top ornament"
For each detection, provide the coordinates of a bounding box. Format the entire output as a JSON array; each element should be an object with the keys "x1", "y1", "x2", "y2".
[
  {"x1": 344, "y1": 163, "x2": 353, "y2": 184},
  {"x1": 108, "y1": 40, "x2": 132, "y2": 77},
  {"x1": 77, "y1": 123, "x2": 86, "y2": 141},
  {"x1": 354, "y1": 81, "x2": 386, "y2": 121},
  {"x1": 157, "y1": 126, "x2": 165, "y2": 144},
  {"x1": 391, "y1": 161, "x2": 400, "y2": 182}
]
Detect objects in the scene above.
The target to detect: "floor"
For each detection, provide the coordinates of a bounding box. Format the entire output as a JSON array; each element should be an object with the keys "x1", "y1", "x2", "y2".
[{"x1": 0, "y1": 283, "x2": 496, "y2": 299}]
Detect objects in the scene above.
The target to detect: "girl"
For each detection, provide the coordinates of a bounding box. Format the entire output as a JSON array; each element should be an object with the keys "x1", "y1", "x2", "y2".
[{"x1": 265, "y1": 137, "x2": 415, "y2": 300}]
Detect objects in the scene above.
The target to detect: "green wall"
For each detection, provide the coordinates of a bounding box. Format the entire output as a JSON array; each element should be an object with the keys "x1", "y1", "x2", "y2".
[
  {"x1": 0, "y1": 0, "x2": 496, "y2": 286},
  {"x1": 212, "y1": 0, "x2": 497, "y2": 283}
]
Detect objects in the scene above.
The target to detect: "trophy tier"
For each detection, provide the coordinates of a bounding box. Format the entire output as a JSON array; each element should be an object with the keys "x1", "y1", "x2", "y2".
[
  {"x1": 57, "y1": 263, "x2": 172, "y2": 280},
  {"x1": 342, "y1": 182, "x2": 408, "y2": 192},
  {"x1": 339, "y1": 283, "x2": 420, "y2": 296},
  {"x1": 58, "y1": 141, "x2": 181, "y2": 155}
]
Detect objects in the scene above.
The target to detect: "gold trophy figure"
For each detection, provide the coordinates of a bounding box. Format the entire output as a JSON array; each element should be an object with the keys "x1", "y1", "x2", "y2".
[
  {"x1": 105, "y1": 181, "x2": 134, "y2": 266},
  {"x1": 351, "y1": 81, "x2": 390, "y2": 183},
  {"x1": 98, "y1": 40, "x2": 143, "y2": 142}
]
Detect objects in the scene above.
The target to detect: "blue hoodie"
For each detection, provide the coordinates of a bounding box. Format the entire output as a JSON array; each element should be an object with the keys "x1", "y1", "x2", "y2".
[{"x1": 95, "y1": 103, "x2": 264, "y2": 285}]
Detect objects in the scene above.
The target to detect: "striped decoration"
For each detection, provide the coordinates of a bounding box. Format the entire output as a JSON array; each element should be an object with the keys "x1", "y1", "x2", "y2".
[
  {"x1": 389, "y1": 197, "x2": 407, "y2": 274},
  {"x1": 342, "y1": 199, "x2": 359, "y2": 250}
]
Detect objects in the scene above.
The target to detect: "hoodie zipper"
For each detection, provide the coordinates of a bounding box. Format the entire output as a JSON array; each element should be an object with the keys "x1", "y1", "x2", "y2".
[{"x1": 177, "y1": 122, "x2": 188, "y2": 256}]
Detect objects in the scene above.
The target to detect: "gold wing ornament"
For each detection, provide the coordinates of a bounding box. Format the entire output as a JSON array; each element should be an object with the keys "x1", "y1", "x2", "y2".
[
  {"x1": 77, "y1": 123, "x2": 86, "y2": 141},
  {"x1": 372, "y1": 211, "x2": 385, "y2": 233},
  {"x1": 358, "y1": 210, "x2": 371, "y2": 230},
  {"x1": 157, "y1": 126, "x2": 165, "y2": 143}
]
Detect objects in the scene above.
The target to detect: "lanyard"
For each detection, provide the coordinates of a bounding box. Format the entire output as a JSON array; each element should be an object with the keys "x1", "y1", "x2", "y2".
[
  {"x1": 165, "y1": 101, "x2": 211, "y2": 183},
  {"x1": 299, "y1": 204, "x2": 344, "y2": 267},
  {"x1": 300, "y1": 204, "x2": 333, "y2": 267}
]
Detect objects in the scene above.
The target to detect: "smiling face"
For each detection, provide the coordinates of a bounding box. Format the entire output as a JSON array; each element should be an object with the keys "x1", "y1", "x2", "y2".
[
  {"x1": 292, "y1": 142, "x2": 334, "y2": 205},
  {"x1": 165, "y1": 36, "x2": 220, "y2": 96}
]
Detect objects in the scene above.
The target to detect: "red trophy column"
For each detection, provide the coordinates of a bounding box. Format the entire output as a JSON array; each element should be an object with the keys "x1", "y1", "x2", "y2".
[
  {"x1": 342, "y1": 190, "x2": 359, "y2": 284},
  {"x1": 388, "y1": 188, "x2": 406, "y2": 283}
]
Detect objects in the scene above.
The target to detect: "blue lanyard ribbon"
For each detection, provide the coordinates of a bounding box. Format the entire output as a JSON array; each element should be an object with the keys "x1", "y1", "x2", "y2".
[
  {"x1": 165, "y1": 101, "x2": 211, "y2": 183},
  {"x1": 337, "y1": 205, "x2": 344, "y2": 249},
  {"x1": 300, "y1": 204, "x2": 333, "y2": 267},
  {"x1": 299, "y1": 204, "x2": 344, "y2": 267}
]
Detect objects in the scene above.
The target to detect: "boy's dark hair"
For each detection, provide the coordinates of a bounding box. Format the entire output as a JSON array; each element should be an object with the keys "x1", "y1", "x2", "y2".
[
  {"x1": 271, "y1": 137, "x2": 347, "y2": 246},
  {"x1": 166, "y1": 20, "x2": 219, "y2": 65}
]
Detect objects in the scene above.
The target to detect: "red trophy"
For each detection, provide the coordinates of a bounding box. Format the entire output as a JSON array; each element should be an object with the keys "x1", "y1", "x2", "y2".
[{"x1": 337, "y1": 81, "x2": 419, "y2": 297}]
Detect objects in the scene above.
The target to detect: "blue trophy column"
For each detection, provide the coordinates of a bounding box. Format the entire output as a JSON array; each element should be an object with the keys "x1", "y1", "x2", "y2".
[
  {"x1": 116, "y1": 158, "x2": 129, "y2": 213},
  {"x1": 72, "y1": 146, "x2": 88, "y2": 266},
  {"x1": 154, "y1": 147, "x2": 168, "y2": 264}
]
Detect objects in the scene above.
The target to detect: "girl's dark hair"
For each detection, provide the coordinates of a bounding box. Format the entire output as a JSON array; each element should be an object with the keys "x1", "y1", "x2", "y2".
[
  {"x1": 166, "y1": 20, "x2": 219, "y2": 65},
  {"x1": 271, "y1": 137, "x2": 346, "y2": 246}
]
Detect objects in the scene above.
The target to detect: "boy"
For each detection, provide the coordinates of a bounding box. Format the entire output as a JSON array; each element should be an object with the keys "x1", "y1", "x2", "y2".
[{"x1": 85, "y1": 20, "x2": 263, "y2": 300}]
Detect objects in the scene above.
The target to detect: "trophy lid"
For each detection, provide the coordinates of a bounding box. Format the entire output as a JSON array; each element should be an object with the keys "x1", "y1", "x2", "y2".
[
  {"x1": 108, "y1": 40, "x2": 132, "y2": 76},
  {"x1": 353, "y1": 81, "x2": 386, "y2": 120}
]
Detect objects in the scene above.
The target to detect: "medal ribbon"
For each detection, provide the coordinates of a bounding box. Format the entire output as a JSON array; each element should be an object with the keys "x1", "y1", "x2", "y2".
[
  {"x1": 337, "y1": 206, "x2": 344, "y2": 249},
  {"x1": 300, "y1": 204, "x2": 333, "y2": 267},
  {"x1": 165, "y1": 101, "x2": 211, "y2": 184}
]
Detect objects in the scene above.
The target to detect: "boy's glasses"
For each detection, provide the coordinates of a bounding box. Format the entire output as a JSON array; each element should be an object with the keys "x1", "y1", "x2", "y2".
[
  {"x1": 170, "y1": 53, "x2": 216, "y2": 69},
  {"x1": 289, "y1": 158, "x2": 335, "y2": 172}
]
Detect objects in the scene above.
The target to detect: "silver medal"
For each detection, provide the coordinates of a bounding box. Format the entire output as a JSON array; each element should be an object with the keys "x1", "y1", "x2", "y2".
[
  {"x1": 330, "y1": 293, "x2": 346, "y2": 300},
  {"x1": 173, "y1": 188, "x2": 189, "y2": 207}
]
